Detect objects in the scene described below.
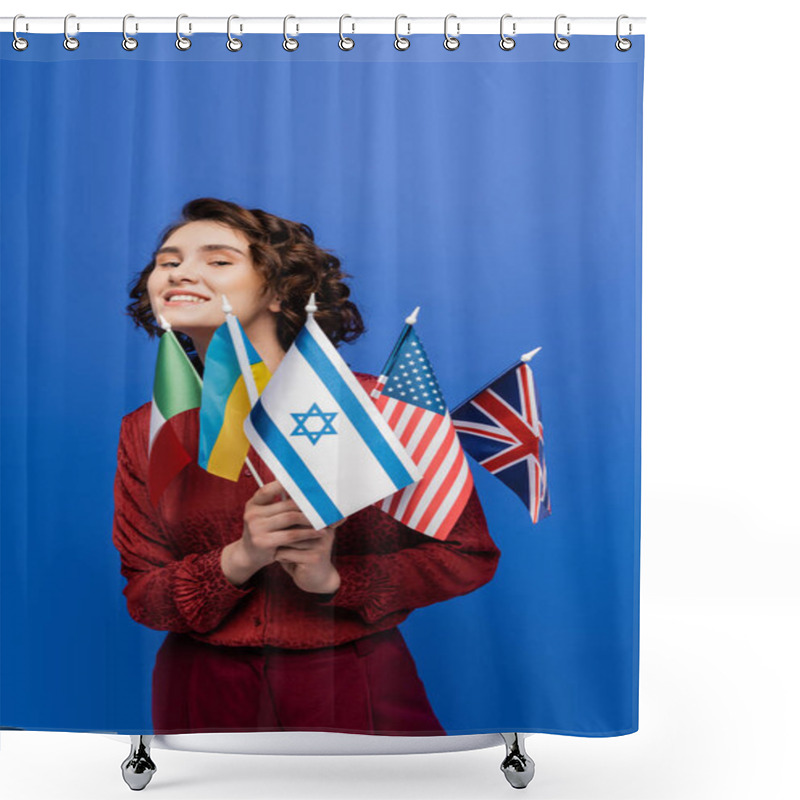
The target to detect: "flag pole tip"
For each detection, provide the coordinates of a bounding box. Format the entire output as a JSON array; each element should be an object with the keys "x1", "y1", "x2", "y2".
[
  {"x1": 221, "y1": 294, "x2": 233, "y2": 314},
  {"x1": 521, "y1": 347, "x2": 542, "y2": 362},
  {"x1": 159, "y1": 315, "x2": 172, "y2": 331},
  {"x1": 405, "y1": 306, "x2": 420, "y2": 325},
  {"x1": 305, "y1": 292, "x2": 318, "y2": 314}
]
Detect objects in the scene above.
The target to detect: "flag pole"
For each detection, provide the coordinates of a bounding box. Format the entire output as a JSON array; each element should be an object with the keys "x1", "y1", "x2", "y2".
[
  {"x1": 219, "y1": 295, "x2": 265, "y2": 487},
  {"x1": 451, "y1": 346, "x2": 543, "y2": 411},
  {"x1": 372, "y1": 306, "x2": 419, "y2": 398}
]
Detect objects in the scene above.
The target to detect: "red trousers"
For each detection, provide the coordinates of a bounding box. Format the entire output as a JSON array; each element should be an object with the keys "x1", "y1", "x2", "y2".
[{"x1": 152, "y1": 627, "x2": 446, "y2": 736}]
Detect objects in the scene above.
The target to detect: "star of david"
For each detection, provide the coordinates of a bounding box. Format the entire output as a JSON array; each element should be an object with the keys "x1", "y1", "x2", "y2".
[{"x1": 290, "y1": 403, "x2": 338, "y2": 445}]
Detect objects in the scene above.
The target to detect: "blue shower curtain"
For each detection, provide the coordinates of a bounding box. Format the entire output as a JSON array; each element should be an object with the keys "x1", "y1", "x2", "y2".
[{"x1": 0, "y1": 31, "x2": 644, "y2": 737}]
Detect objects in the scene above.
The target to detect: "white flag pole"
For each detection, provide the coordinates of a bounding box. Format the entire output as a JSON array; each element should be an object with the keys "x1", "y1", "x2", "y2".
[{"x1": 521, "y1": 347, "x2": 542, "y2": 363}]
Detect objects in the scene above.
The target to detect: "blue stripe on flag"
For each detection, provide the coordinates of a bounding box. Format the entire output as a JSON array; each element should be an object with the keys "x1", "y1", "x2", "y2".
[
  {"x1": 250, "y1": 399, "x2": 343, "y2": 525},
  {"x1": 295, "y1": 327, "x2": 415, "y2": 488}
]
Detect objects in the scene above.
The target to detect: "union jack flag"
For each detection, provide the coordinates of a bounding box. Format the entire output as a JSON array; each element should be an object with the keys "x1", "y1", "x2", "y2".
[
  {"x1": 451, "y1": 358, "x2": 550, "y2": 524},
  {"x1": 371, "y1": 317, "x2": 473, "y2": 541}
]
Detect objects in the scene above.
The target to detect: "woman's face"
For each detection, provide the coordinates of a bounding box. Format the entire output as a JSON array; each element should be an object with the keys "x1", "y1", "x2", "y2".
[{"x1": 147, "y1": 220, "x2": 280, "y2": 339}]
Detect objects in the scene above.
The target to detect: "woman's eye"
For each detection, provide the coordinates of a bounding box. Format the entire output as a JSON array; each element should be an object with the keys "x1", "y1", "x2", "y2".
[
  {"x1": 210, "y1": 260, "x2": 231, "y2": 266},
  {"x1": 159, "y1": 261, "x2": 180, "y2": 268}
]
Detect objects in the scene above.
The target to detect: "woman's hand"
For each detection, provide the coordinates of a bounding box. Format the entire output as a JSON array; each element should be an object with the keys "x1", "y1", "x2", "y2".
[
  {"x1": 273, "y1": 522, "x2": 341, "y2": 595},
  {"x1": 221, "y1": 480, "x2": 340, "y2": 594}
]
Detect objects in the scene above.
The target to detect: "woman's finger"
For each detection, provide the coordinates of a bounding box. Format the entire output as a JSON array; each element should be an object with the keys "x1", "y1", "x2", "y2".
[
  {"x1": 248, "y1": 480, "x2": 286, "y2": 506},
  {"x1": 266, "y1": 527, "x2": 325, "y2": 547},
  {"x1": 274, "y1": 548, "x2": 321, "y2": 565},
  {"x1": 255, "y1": 510, "x2": 314, "y2": 532}
]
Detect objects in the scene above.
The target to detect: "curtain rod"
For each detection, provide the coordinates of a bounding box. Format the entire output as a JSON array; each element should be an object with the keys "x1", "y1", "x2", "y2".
[{"x1": 1, "y1": 16, "x2": 646, "y2": 36}]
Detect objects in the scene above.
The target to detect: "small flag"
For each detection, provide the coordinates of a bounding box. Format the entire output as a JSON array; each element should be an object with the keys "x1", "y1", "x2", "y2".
[
  {"x1": 198, "y1": 308, "x2": 271, "y2": 481},
  {"x1": 451, "y1": 350, "x2": 551, "y2": 524},
  {"x1": 148, "y1": 320, "x2": 203, "y2": 506},
  {"x1": 371, "y1": 308, "x2": 474, "y2": 541},
  {"x1": 244, "y1": 295, "x2": 420, "y2": 529}
]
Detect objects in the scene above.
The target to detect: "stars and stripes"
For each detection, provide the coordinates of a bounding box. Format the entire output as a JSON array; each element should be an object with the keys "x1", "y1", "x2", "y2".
[
  {"x1": 452, "y1": 358, "x2": 550, "y2": 524},
  {"x1": 372, "y1": 315, "x2": 473, "y2": 541}
]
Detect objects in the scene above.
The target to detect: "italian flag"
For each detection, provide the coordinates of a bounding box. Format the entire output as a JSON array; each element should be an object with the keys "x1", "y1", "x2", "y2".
[{"x1": 148, "y1": 328, "x2": 202, "y2": 506}]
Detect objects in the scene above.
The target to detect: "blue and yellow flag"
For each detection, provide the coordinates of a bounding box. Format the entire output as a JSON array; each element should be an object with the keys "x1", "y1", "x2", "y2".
[{"x1": 198, "y1": 318, "x2": 271, "y2": 481}]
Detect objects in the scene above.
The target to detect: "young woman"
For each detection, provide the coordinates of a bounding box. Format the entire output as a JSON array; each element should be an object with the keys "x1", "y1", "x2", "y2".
[{"x1": 112, "y1": 197, "x2": 500, "y2": 735}]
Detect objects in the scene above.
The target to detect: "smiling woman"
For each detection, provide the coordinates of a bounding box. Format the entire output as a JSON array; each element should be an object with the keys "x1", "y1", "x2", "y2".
[
  {"x1": 111, "y1": 197, "x2": 500, "y2": 736},
  {"x1": 126, "y1": 197, "x2": 365, "y2": 372}
]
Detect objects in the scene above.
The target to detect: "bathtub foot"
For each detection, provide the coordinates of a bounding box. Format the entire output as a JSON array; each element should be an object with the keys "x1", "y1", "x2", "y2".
[
  {"x1": 500, "y1": 733, "x2": 535, "y2": 789},
  {"x1": 121, "y1": 735, "x2": 156, "y2": 791}
]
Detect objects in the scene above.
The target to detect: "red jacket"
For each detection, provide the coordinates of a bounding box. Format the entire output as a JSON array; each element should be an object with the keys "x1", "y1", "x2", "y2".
[{"x1": 112, "y1": 376, "x2": 500, "y2": 649}]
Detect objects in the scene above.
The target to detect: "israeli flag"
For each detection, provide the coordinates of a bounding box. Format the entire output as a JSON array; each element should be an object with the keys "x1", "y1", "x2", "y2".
[{"x1": 244, "y1": 309, "x2": 421, "y2": 529}]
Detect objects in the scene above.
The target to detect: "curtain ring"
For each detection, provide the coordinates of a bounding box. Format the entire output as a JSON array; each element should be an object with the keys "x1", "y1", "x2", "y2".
[
  {"x1": 338, "y1": 14, "x2": 355, "y2": 50},
  {"x1": 283, "y1": 15, "x2": 299, "y2": 51},
  {"x1": 176, "y1": 14, "x2": 191, "y2": 50},
  {"x1": 12, "y1": 14, "x2": 29, "y2": 51},
  {"x1": 227, "y1": 15, "x2": 243, "y2": 51},
  {"x1": 499, "y1": 14, "x2": 515, "y2": 51},
  {"x1": 616, "y1": 15, "x2": 632, "y2": 51},
  {"x1": 443, "y1": 14, "x2": 460, "y2": 51},
  {"x1": 394, "y1": 15, "x2": 410, "y2": 51},
  {"x1": 122, "y1": 14, "x2": 138, "y2": 51},
  {"x1": 553, "y1": 14, "x2": 570, "y2": 51},
  {"x1": 63, "y1": 13, "x2": 79, "y2": 51}
]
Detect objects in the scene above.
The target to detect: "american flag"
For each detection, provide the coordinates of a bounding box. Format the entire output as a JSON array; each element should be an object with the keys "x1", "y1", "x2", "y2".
[
  {"x1": 371, "y1": 321, "x2": 473, "y2": 541},
  {"x1": 451, "y1": 357, "x2": 550, "y2": 524}
]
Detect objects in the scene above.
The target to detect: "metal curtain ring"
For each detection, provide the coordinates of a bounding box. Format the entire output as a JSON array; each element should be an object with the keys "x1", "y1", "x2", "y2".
[
  {"x1": 283, "y1": 15, "x2": 299, "y2": 51},
  {"x1": 64, "y1": 13, "x2": 79, "y2": 50},
  {"x1": 227, "y1": 15, "x2": 243, "y2": 51},
  {"x1": 122, "y1": 14, "x2": 138, "y2": 51},
  {"x1": 553, "y1": 14, "x2": 570, "y2": 51},
  {"x1": 394, "y1": 14, "x2": 410, "y2": 50},
  {"x1": 443, "y1": 14, "x2": 460, "y2": 51},
  {"x1": 616, "y1": 14, "x2": 632, "y2": 51},
  {"x1": 12, "y1": 14, "x2": 29, "y2": 51},
  {"x1": 339, "y1": 14, "x2": 354, "y2": 50},
  {"x1": 176, "y1": 14, "x2": 191, "y2": 50},
  {"x1": 499, "y1": 13, "x2": 515, "y2": 50}
]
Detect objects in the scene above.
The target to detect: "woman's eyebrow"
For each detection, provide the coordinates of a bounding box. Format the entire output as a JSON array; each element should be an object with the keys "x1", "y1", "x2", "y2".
[{"x1": 154, "y1": 244, "x2": 246, "y2": 257}]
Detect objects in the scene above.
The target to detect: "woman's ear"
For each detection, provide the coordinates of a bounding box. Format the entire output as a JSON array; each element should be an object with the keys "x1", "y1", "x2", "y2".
[{"x1": 266, "y1": 292, "x2": 282, "y2": 313}]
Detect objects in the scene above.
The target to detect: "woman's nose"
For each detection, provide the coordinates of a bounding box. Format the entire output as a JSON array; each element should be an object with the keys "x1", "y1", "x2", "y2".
[{"x1": 168, "y1": 260, "x2": 199, "y2": 281}]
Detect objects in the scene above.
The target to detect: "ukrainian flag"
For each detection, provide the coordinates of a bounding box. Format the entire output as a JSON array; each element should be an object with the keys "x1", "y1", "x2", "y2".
[{"x1": 198, "y1": 319, "x2": 271, "y2": 481}]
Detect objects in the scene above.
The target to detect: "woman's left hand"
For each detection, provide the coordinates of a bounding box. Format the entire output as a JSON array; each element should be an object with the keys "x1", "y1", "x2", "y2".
[{"x1": 273, "y1": 518, "x2": 345, "y2": 595}]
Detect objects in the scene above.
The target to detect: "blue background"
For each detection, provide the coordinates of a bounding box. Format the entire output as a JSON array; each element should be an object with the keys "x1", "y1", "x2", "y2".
[{"x1": 0, "y1": 33, "x2": 643, "y2": 735}]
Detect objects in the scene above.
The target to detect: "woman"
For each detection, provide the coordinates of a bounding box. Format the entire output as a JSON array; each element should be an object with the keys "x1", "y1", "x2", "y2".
[{"x1": 112, "y1": 197, "x2": 500, "y2": 735}]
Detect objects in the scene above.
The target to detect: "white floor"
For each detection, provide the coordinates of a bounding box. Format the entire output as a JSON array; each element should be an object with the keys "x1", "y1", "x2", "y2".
[{"x1": 2, "y1": 598, "x2": 797, "y2": 799}]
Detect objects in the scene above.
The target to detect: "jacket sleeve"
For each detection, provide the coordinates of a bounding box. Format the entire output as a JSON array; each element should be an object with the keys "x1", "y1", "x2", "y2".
[
  {"x1": 111, "y1": 410, "x2": 255, "y2": 634},
  {"x1": 320, "y1": 488, "x2": 500, "y2": 625}
]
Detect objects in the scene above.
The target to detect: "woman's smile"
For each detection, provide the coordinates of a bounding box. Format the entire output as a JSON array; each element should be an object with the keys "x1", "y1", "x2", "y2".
[{"x1": 163, "y1": 290, "x2": 212, "y2": 307}]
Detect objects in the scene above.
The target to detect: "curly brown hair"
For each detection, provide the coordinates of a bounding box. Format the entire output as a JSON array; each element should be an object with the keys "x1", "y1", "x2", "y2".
[{"x1": 126, "y1": 198, "x2": 365, "y2": 363}]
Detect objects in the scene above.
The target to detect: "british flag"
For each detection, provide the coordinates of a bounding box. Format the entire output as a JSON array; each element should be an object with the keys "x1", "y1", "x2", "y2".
[
  {"x1": 451, "y1": 358, "x2": 551, "y2": 524},
  {"x1": 371, "y1": 318, "x2": 473, "y2": 541}
]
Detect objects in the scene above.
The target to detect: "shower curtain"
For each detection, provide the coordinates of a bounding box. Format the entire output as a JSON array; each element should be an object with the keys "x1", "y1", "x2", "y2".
[{"x1": 0, "y1": 29, "x2": 644, "y2": 739}]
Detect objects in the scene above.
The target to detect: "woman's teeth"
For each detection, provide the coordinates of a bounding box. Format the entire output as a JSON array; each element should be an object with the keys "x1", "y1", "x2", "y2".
[{"x1": 167, "y1": 295, "x2": 208, "y2": 303}]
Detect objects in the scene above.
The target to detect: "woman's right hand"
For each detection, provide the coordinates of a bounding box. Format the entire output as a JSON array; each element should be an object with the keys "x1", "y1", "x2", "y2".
[{"x1": 221, "y1": 480, "x2": 324, "y2": 587}]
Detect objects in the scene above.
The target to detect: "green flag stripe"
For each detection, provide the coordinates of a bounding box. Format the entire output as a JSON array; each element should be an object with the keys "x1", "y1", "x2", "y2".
[{"x1": 153, "y1": 330, "x2": 202, "y2": 419}]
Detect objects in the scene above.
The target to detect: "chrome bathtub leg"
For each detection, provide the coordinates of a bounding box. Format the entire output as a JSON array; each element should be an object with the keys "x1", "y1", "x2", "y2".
[
  {"x1": 121, "y1": 735, "x2": 157, "y2": 791},
  {"x1": 500, "y1": 733, "x2": 535, "y2": 789}
]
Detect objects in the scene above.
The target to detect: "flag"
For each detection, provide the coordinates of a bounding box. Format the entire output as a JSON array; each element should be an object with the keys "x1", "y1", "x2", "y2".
[
  {"x1": 371, "y1": 311, "x2": 473, "y2": 541},
  {"x1": 451, "y1": 353, "x2": 551, "y2": 524},
  {"x1": 198, "y1": 314, "x2": 271, "y2": 481},
  {"x1": 148, "y1": 326, "x2": 202, "y2": 506},
  {"x1": 244, "y1": 298, "x2": 420, "y2": 529}
]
